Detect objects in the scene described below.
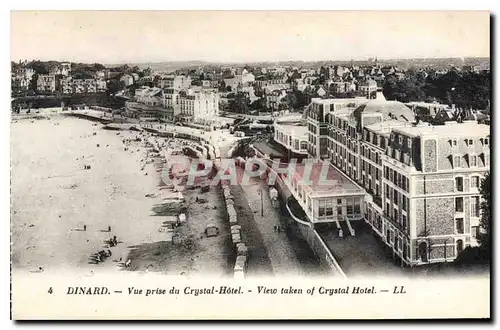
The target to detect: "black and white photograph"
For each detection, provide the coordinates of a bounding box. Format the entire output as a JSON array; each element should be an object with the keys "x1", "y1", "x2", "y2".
[{"x1": 9, "y1": 9, "x2": 491, "y2": 320}]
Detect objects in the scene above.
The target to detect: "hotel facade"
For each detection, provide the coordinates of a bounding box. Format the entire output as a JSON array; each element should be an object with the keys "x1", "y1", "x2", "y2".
[{"x1": 277, "y1": 95, "x2": 490, "y2": 267}]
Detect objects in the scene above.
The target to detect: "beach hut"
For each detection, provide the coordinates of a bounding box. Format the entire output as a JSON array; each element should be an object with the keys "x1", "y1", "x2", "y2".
[
  {"x1": 223, "y1": 189, "x2": 234, "y2": 200},
  {"x1": 231, "y1": 225, "x2": 241, "y2": 232},
  {"x1": 232, "y1": 233, "x2": 241, "y2": 245},
  {"x1": 227, "y1": 206, "x2": 237, "y2": 225},
  {"x1": 178, "y1": 213, "x2": 187, "y2": 223},
  {"x1": 235, "y1": 255, "x2": 247, "y2": 272},
  {"x1": 205, "y1": 223, "x2": 219, "y2": 237},
  {"x1": 269, "y1": 187, "x2": 278, "y2": 201},
  {"x1": 172, "y1": 233, "x2": 182, "y2": 245},
  {"x1": 236, "y1": 243, "x2": 248, "y2": 260}
]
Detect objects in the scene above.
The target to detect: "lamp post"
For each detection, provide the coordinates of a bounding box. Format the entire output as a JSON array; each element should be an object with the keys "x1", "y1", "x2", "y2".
[{"x1": 258, "y1": 188, "x2": 264, "y2": 217}]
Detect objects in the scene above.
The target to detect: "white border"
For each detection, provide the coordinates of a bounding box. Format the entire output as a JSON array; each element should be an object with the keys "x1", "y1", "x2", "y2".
[{"x1": 2, "y1": 1, "x2": 497, "y2": 328}]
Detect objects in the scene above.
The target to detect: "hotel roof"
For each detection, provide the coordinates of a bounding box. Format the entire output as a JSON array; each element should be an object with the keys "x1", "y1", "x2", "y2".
[
  {"x1": 289, "y1": 161, "x2": 364, "y2": 197},
  {"x1": 275, "y1": 123, "x2": 308, "y2": 137},
  {"x1": 393, "y1": 121, "x2": 490, "y2": 138},
  {"x1": 364, "y1": 120, "x2": 413, "y2": 135}
]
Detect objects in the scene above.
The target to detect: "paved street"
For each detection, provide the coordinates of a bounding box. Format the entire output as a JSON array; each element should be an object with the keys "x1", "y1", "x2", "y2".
[{"x1": 237, "y1": 167, "x2": 303, "y2": 276}]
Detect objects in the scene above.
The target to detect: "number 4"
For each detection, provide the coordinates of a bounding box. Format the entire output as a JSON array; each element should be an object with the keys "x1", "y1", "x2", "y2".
[{"x1": 48, "y1": 287, "x2": 53, "y2": 294}]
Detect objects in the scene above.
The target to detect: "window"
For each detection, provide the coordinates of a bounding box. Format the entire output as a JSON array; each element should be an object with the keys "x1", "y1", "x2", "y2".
[
  {"x1": 337, "y1": 206, "x2": 343, "y2": 217},
  {"x1": 454, "y1": 155, "x2": 461, "y2": 168},
  {"x1": 471, "y1": 226, "x2": 480, "y2": 239},
  {"x1": 393, "y1": 209, "x2": 398, "y2": 222},
  {"x1": 398, "y1": 136, "x2": 403, "y2": 144},
  {"x1": 452, "y1": 139, "x2": 457, "y2": 147},
  {"x1": 484, "y1": 138, "x2": 489, "y2": 146},
  {"x1": 318, "y1": 204, "x2": 325, "y2": 217},
  {"x1": 402, "y1": 215, "x2": 407, "y2": 230},
  {"x1": 337, "y1": 199, "x2": 342, "y2": 205},
  {"x1": 470, "y1": 155, "x2": 477, "y2": 167},
  {"x1": 471, "y1": 196, "x2": 480, "y2": 218},
  {"x1": 455, "y1": 197, "x2": 464, "y2": 213},
  {"x1": 471, "y1": 176, "x2": 479, "y2": 189},
  {"x1": 455, "y1": 177, "x2": 464, "y2": 192},
  {"x1": 468, "y1": 139, "x2": 474, "y2": 146},
  {"x1": 354, "y1": 202, "x2": 361, "y2": 214},
  {"x1": 455, "y1": 218, "x2": 464, "y2": 234}
]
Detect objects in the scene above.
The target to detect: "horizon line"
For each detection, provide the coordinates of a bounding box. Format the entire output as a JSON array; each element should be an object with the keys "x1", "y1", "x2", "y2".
[{"x1": 11, "y1": 55, "x2": 491, "y2": 67}]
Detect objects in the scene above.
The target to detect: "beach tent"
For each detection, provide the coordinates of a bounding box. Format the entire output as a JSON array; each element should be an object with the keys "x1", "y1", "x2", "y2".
[
  {"x1": 236, "y1": 243, "x2": 248, "y2": 259},
  {"x1": 232, "y1": 233, "x2": 241, "y2": 245},
  {"x1": 235, "y1": 255, "x2": 247, "y2": 272},
  {"x1": 205, "y1": 223, "x2": 219, "y2": 237}
]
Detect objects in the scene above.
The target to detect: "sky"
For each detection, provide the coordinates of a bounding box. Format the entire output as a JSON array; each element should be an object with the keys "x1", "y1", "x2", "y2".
[{"x1": 10, "y1": 11, "x2": 491, "y2": 64}]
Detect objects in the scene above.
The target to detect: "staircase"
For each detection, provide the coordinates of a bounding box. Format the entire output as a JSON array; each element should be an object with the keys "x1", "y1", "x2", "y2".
[{"x1": 344, "y1": 215, "x2": 356, "y2": 236}]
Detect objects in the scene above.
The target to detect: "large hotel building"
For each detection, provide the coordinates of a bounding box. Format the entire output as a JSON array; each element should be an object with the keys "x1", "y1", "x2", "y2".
[{"x1": 276, "y1": 92, "x2": 490, "y2": 267}]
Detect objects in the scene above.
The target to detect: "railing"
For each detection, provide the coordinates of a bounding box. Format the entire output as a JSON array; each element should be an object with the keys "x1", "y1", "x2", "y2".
[
  {"x1": 285, "y1": 202, "x2": 311, "y2": 228},
  {"x1": 313, "y1": 230, "x2": 348, "y2": 279},
  {"x1": 343, "y1": 215, "x2": 356, "y2": 236}
]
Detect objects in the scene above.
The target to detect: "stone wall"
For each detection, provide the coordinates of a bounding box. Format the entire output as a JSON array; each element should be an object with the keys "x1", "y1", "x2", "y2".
[
  {"x1": 415, "y1": 197, "x2": 454, "y2": 236},
  {"x1": 423, "y1": 139, "x2": 437, "y2": 172}
]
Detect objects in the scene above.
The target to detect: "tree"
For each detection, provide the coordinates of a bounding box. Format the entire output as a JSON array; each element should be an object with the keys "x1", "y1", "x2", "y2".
[
  {"x1": 479, "y1": 172, "x2": 491, "y2": 259},
  {"x1": 30, "y1": 73, "x2": 39, "y2": 92},
  {"x1": 107, "y1": 79, "x2": 122, "y2": 95}
]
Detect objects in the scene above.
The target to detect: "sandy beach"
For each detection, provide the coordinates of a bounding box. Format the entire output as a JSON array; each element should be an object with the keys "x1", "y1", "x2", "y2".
[{"x1": 11, "y1": 114, "x2": 232, "y2": 277}]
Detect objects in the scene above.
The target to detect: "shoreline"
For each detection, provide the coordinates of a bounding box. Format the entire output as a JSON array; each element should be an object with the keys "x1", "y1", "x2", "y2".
[{"x1": 11, "y1": 114, "x2": 234, "y2": 277}]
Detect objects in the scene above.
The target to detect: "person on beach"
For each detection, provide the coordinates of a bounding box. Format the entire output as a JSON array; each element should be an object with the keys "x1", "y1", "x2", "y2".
[
  {"x1": 113, "y1": 236, "x2": 117, "y2": 246},
  {"x1": 108, "y1": 225, "x2": 111, "y2": 232},
  {"x1": 83, "y1": 224, "x2": 87, "y2": 231}
]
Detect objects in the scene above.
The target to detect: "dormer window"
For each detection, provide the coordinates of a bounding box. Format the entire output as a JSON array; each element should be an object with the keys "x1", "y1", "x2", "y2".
[
  {"x1": 453, "y1": 155, "x2": 461, "y2": 168},
  {"x1": 467, "y1": 139, "x2": 474, "y2": 146},
  {"x1": 398, "y1": 136, "x2": 403, "y2": 144},
  {"x1": 452, "y1": 139, "x2": 458, "y2": 147},
  {"x1": 407, "y1": 138, "x2": 411, "y2": 148},
  {"x1": 484, "y1": 138, "x2": 489, "y2": 146}
]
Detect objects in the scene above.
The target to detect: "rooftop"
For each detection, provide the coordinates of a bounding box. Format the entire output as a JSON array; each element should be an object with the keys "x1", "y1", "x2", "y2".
[
  {"x1": 364, "y1": 119, "x2": 415, "y2": 135},
  {"x1": 351, "y1": 99, "x2": 415, "y2": 125},
  {"x1": 393, "y1": 121, "x2": 491, "y2": 138},
  {"x1": 275, "y1": 123, "x2": 308, "y2": 138},
  {"x1": 290, "y1": 162, "x2": 364, "y2": 196}
]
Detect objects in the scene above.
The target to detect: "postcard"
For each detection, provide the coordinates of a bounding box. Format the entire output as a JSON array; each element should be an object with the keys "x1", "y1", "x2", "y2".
[{"x1": 10, "y1": 10, "x2": 491, "y2": 320}]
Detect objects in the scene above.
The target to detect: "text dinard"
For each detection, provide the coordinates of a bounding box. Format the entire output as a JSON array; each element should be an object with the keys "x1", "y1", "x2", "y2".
[{"x1": 66, "y1": 285, "x2": 379, "y2": 296}]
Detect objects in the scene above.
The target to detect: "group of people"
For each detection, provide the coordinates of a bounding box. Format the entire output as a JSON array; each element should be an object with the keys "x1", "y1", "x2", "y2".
[{"x1": 109, "y1": 235, "x2": 118, "y2": 247}]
